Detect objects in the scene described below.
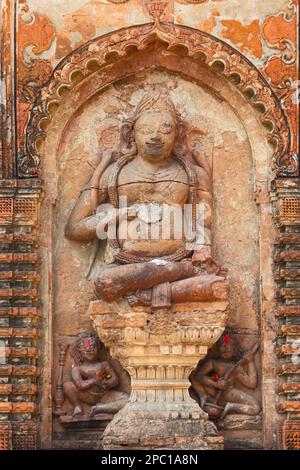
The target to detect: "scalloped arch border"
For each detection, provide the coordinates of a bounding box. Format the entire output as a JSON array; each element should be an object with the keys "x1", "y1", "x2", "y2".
[{"x1": 19, "y1": 21, "x2": 298, "y2": 177}]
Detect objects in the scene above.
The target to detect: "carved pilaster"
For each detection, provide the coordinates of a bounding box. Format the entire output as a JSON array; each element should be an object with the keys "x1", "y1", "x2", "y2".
[
  {"x1": 273, "y1": 179, "x2": 300, "y2": 449},
  {"x1": 0, "y1": 179, "x2": 41, "y2": 449},
  {"x1": 0, "y1": 0, "x2": 17, "y2": 178}
]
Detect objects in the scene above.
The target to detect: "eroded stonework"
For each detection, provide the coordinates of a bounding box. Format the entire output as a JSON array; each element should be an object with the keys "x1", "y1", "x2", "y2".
[
  {"x1": 0, "y1": 0, "x2": 299, "y2": 451},
  {"x1": 191, "y1": 333, "x2": 260, "y2": 423},
  {"x1": 63, "y1": 90, "x2": 229, "y2": 448}
]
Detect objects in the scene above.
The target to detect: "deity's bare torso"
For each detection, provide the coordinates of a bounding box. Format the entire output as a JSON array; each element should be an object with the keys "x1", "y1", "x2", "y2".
[
  {"x1": 116, "y1": 157, "x2": 189, "y2": 205},
  {"x1": 101, "y1": 156, "x2": 190, "y2": 257}
]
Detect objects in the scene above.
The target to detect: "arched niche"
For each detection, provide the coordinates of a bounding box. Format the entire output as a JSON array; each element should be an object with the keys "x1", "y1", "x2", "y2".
[
  {"x1": 35, "y1": 25, "x2": 279, "y2": 448},
  {"x1": 21, "y1": 23, "x2": 297, "y2": 178}
]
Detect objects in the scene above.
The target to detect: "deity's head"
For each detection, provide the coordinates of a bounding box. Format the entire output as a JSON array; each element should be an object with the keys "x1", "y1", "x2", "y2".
[
  {"x1": 70, "y1": 332, "x2": 103, "y2": 365},
  {"x1": 216, "y1": 334, "x2": 237, "y2": 361},
  {"x1": 124, "y1": 92, "x2": 178, "y2": 164}
]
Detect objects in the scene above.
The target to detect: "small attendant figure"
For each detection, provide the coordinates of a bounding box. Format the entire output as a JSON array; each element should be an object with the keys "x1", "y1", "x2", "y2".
[
  {"x1": 63, "y1": 332, "x2": 128, "y2": 417},
  {"x1": 190, "y1": 334, "x2": 260, "y2": 420}
]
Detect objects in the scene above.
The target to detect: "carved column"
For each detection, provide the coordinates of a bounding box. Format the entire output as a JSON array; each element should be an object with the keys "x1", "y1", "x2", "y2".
[{"x1": 90, "y1": 295, "x2": 228, "y2": 450}]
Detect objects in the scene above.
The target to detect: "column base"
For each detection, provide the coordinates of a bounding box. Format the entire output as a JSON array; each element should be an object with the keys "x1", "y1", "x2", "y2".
[
  {"x1": 89, "y1": 296, "x2": 229, "y2": 451},
  {"x1": 103, "y1": 402, "x2": 224, "y2": 450}
]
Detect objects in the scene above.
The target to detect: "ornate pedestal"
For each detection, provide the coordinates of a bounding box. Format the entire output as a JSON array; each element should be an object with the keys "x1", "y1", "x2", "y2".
[{"x1": 89, "y1": 295, "x2": 229, "y2": 450}]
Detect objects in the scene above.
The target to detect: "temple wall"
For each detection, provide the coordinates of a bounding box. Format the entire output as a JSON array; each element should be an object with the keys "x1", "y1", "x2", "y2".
[{"x1": 0, "y1": 0, "x2": 299, "y2": 451}]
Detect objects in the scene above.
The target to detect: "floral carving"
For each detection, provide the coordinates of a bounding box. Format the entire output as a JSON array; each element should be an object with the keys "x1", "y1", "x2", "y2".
[
  {"x1": 17, "y1": 2, "x2": 56, "y2": 155},
  {"x1": 19, "y1": 20, "x2": 297, "y2": 177},
  {"x1": 261, "y1": 1, "x2": 298, "y2": 169}
]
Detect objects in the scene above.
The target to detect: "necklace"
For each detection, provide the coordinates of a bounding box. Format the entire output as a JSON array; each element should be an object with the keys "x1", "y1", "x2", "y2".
[{"x1": 107, "y1": 153, "x2": 198, "y2": 264}]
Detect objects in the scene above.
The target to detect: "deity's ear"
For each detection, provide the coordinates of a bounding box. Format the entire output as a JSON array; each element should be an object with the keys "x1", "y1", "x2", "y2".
[
  {"x1": 120, "y1": 121, "x2": 137, "y2": 156},
  {"x1": 174, "y1": 117, "x2": 191, "y2": 160},
  {"x1": 120, "y1": 122, "x2": 133, "y2": 146},
  {"x1": 176, "y1": 118, "x2": 186, "y2": 144}
]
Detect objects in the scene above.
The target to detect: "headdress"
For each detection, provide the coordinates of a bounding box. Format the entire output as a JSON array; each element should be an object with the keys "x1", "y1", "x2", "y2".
[
  {"x1": 131, "y1": 90, "x2": 177, "y2": 124},
  {"x1": 70, "y1": 332, "x2": 103, "y2": 365}
]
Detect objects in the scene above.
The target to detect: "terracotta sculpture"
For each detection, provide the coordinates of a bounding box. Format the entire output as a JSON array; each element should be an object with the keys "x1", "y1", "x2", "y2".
[
  {"x1": 64, "y1": 91, "x2": 231, "y2": 449},
  {"x1": 190, "y1": 334, "x2": 260, "y2": 421},
  {"x1": 65, "y1": 92, "x2": 228, "y2": 307},
  {"x1": 63, "y1": 332, "x2": 128, "y2": 417}
]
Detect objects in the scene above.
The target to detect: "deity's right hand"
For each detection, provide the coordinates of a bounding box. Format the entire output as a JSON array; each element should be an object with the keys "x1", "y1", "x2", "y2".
[
  {"x1": 216, "y1": 378, "x2": 229, "y2": 390},
  {"x1": 89, "y1": 148, "x2": 114, "y2": 189}
]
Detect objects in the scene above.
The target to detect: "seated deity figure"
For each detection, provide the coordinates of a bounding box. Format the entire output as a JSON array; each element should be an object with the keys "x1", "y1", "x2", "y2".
[
  {"x1": 65, "y1": 92, "x2": 228, "y2": 308},
  {"x1": 190, "y1": 334, "x2": 260, "y2": 421},
  {"x1": 63, "y1": 333, "x2": 128, "y2": 417}
]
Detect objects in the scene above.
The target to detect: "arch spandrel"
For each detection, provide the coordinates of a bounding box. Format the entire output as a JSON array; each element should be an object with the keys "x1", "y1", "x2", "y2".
[{"x1": 19, "y1": 22, "x2": 297, "y2": 179}]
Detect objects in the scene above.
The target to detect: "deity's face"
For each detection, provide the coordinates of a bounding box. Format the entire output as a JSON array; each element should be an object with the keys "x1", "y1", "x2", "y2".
[
  {"x1": 78, "y1": 337, "x2": 99, "y2": 363},
  {"x1": 218, "y1": 338, "x2": 234, "y2": 360},
  {"x1": 134, "y1": 110, "x2": 176, "y2": 163}
]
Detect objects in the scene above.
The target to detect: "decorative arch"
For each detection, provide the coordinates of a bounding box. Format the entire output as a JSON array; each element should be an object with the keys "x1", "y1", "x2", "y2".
[{"x1": 19, "y1": 21, "x2": 297, "y2": 178}]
